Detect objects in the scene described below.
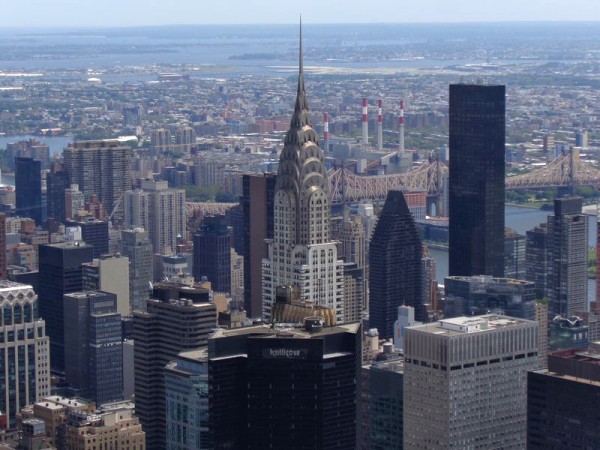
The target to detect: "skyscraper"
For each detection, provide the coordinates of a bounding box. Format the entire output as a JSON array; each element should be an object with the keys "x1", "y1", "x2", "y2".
[
  {"x1": 38, "y1": 241, "x2": 94, "y2": 371},
  {"x1": 547, "y1": 197, "x2": 588, "y2": 318},
  {"x1": 63, "y1": 291, "x2": 123, "y2": 405},
  {"x1": 527, "y1": 347, "x2": 600, "y2": 449},
  {"x1": 15, "y1": 157, "x2": 43, "y2": 225},
  {"x1": 526, "y1": 222, "x2": 549, "y2": 300},
  {"x1": 241, "y1": 173, "x2": 276, "y2": 318},
  {"x1": 193, "y1": 321, "x2": 361, "y2": 449},
  {"x1": 120, "y1": 228, "x2": 153, "y2": 312},
  {"x1": 126, "y1": 180, "x2": 186, "y2": 255},
  {"x1": 449, "y1": 83, "x2": 505, "y2": 277},
  {"x1": 81, "y1": 255, "x2": 130, "y2": 316},
  {"x1": 404, "y1": 315, "x2": 538, "y2": 449},
  {"x1": 0, "y1": 281, "x2": 50, "y2": 427},
  {"x1": 369, "y1": 190, "x2": 426, "y2": 338},
  {"x1": 0, "y1": 213, "x2": 6, "y2": 280},
  {"x1": 133, "y1": 281, "x2": 216, "y2": 450},
  {"x1": 62, "y1": 140, "x2": 132, "y2": 224},
  {"x1": 193, "y1": 215, "x2": 231, "y2": 292},
  {"x1": 262, "y1": 35, "x2": 344, "y2": 323},
  {"x1": 66, "y1": 217, "x2": 109, "y2": 258},
  {"x1": 46, "y1": 163, "x2": 69, "y2": 224}
]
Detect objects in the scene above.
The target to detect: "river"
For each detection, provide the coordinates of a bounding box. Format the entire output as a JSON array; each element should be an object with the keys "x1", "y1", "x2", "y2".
[{"x1": 429, "y1": 205, "x2": 597, "y2": 303}]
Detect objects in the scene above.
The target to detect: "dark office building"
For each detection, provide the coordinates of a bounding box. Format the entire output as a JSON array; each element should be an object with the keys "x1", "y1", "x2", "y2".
[
  {"x1": 527, "y1": 348, "x2": 600, "y2": 449},
  {"x1": 133, "y1": 281, "x2": 216, "y2": 450},
  {"x1": 0, "y1": 213, "x2": 6, "y2": 280},
  {"x1": 361, "y1": 351, "x2": 404, "y2": 450},
  {"x1": 64, "y1": 291, "x2": 123, "y2": 405},
  {"x1": 66, "y1": 218, "x2": 109, "y2": 258},
  {"x1": 46, "y1": 163, "x2": 69, "y2": 223},
  {"x1": 38, "y1": 242, "x2": 94, "y2": 371},
  {"x1": 444, "y1": 275, "x2": 536, "y2": 320},
  {"x1": 525, "y1": 223, "x2": 549, "y2": 300},
  {"x1": 241, "y1": 173, "x2": 276, "y2": 317},
  {"x1": 206, "y1": 321, "x2": 361, "y2": 450},
  {"x1": 369, "y1": 190, "x2": 425, "y2": 338},
  {"x1": 15, "y1": 157, "x2": 43, "y2": 225},
  {"x1": 448, "y1": 84, "x2": 505, "y2": 278},
  {"x1": 193, "y1": 215, "x2": 231, "y2": 292}
]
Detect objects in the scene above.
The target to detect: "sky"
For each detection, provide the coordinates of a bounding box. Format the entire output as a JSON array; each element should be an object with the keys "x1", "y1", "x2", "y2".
[{"x1": 3, "y1": 0, "x2": 600, "y2": 28}]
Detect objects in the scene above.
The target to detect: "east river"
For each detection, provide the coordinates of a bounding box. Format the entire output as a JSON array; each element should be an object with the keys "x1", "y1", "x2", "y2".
[{"x1": 429, "y1": 205, "x2": 597, "y2": 303}]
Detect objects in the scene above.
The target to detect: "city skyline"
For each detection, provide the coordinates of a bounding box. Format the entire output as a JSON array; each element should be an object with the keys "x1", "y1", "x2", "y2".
[{"x1": 3, "y1": 1, "x2": 600, "y2": 28}]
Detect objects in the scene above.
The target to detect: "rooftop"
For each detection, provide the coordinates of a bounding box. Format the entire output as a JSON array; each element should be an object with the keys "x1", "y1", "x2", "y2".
[{"x1": 411, "y1": 314, "x2": 533, "y2": 335}]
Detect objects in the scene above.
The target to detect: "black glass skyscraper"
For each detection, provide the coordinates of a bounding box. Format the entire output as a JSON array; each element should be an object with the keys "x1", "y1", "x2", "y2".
[
  {"x1": 38, "y1": 242, "x2": 94, "y2": 371},
  {"x1": 449, "y1": 84, "x2": 506, "y2": 277},
  {"x1": 15, "y1": 157, "x2": 42, "y2": 225},
  {"x1": 369, "y1": 190, "x2": 426, "y2": 338}
]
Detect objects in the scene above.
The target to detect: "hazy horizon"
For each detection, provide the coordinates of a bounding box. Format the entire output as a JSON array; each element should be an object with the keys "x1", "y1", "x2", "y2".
[{"x1": 3, "y1": 0, "x2": 600, "y2": 28}]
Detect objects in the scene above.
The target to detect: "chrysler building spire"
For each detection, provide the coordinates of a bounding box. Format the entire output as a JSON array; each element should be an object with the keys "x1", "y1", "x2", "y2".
[{"x1": 262, "y1": 22, "x2": 344, "y2": 324}]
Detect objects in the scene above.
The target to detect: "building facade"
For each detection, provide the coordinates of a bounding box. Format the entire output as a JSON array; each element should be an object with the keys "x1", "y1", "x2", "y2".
[
  {"x1": 193, "y1": 215, "x2": 231, "y2": 292},
  {"x1": 120, "y1": 228, "x2": 153, "y2": 312},
  {"x1": 547, "y1": 197, "x2": 588, "y2": 318},
  {"x1": 449, "y1": 84, "x2": 505, "y2": 278},
  {"x1": 62, "y1": 140, "x2": 132, "y2": 224},
  {"x1": 241, "y1": 173, "x2": 276, "y2": 318},
  {"x1": 63, "y1": 291, "x2": 123, "y2": 405},
  {"x1": 0, "y1": 281, "x2": 50, "y2": 427},
  {"x1": 404, "y1": 315, "x2": 538, "y2": 449},
  {"x1": 369, "y1": 190, "x2": 426, "y2": 338},
  {"x1": 15, "y1": 157, "x2": 43, "y2": 225},
  {"x1": 527, "y1": 348, "x2": 600, "y2": 449},
  {"x1": 133, "y1": 282, "x2": 216, "y2": 450},
  {"x1": 38, "y1": 242, "x2": 94, "y2": 371},
  {"x1": 261, "y1": 46, "x2": 343, "y2": 323}
]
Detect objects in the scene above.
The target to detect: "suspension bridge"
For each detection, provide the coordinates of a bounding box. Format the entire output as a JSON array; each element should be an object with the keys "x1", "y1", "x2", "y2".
[{"x1": 327, "y1": 150, "x2": 600, "y2": 204}]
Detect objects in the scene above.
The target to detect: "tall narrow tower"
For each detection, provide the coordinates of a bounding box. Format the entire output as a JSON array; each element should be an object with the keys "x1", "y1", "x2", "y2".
[
  {"x1": 362, "y1": 98, "x2": 369, "y2": 146},
  {"x1": 398, "y1": 100, "x2": 405, "y2": 155},
  {"x1": 262, "y1": 26, "x2": 344, "y2": 323},
  {"x1": 377, "y1": 99, "x2": 383, "y2": 150},
  {"x1": 449, "y1": 84, "x2": 505, "y2": 277},
  {"x1": 323, "y1": 112, "x2": 330, "y2": 154}
]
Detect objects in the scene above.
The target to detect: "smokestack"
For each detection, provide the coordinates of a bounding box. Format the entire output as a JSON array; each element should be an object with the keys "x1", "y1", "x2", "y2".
[
  {"x1": 362, "y1": 98, "x2": 369, "y2": 146},
  {"x1": 399, "y1": 100, "x2": 405, "y2": 155},
  {"x1": 323, "y1": 112, "x2": 330, "y2": 154},
  {"x1": 377, "y1": 99, "x2": 383, "y2": 151}
]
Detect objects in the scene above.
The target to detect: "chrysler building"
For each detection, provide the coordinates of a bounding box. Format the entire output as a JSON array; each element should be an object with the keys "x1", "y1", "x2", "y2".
[{"x1": 262, "y1": 28, "x2": 344, "y2": 323}]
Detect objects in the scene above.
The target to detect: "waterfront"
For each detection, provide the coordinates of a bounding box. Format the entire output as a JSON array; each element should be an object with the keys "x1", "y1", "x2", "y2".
[
  {"x1": 429, "y1": 205, "x2": 597, "y2": 302},
  {"x1": 0, "y1": 134, "x2": 73, "y2": 158}
]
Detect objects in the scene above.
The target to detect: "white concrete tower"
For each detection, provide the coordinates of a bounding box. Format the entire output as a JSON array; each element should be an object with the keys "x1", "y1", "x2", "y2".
[{"x1": 262, "y1": 24, "x2": 344, "y2": 323}]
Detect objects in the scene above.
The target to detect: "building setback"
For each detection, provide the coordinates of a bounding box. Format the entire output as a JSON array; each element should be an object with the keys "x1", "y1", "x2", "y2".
[
  {"x1": 133, "y1": 282, "x2": 216, "y2": 450},
  {"x1": 404, "y1": 315, "x2": 538, "y2": 449},
  {"x1": 449, "y1": 83, "x2": 505, "y2": 278},
  {"x1": 370, "y1": 189, "x2": 426, "y2": 338},
  {"x1": 38, "y1": 242, "x2": 94, "y2": 371}
]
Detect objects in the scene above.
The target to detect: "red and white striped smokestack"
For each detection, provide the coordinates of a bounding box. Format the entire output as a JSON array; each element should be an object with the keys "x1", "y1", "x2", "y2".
[
  {"x1": 362, "y1": 98, "x2": 369, "y2": 146},
  {"x1": 323, "y1": 112, "x2": 330, "y2": 153},
  {"x1": 377, "y1": 99, "x2": 383, "y2": 151},
  {"x1": 399, "y1": 100, "x2": 405, "y2": 155}
]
